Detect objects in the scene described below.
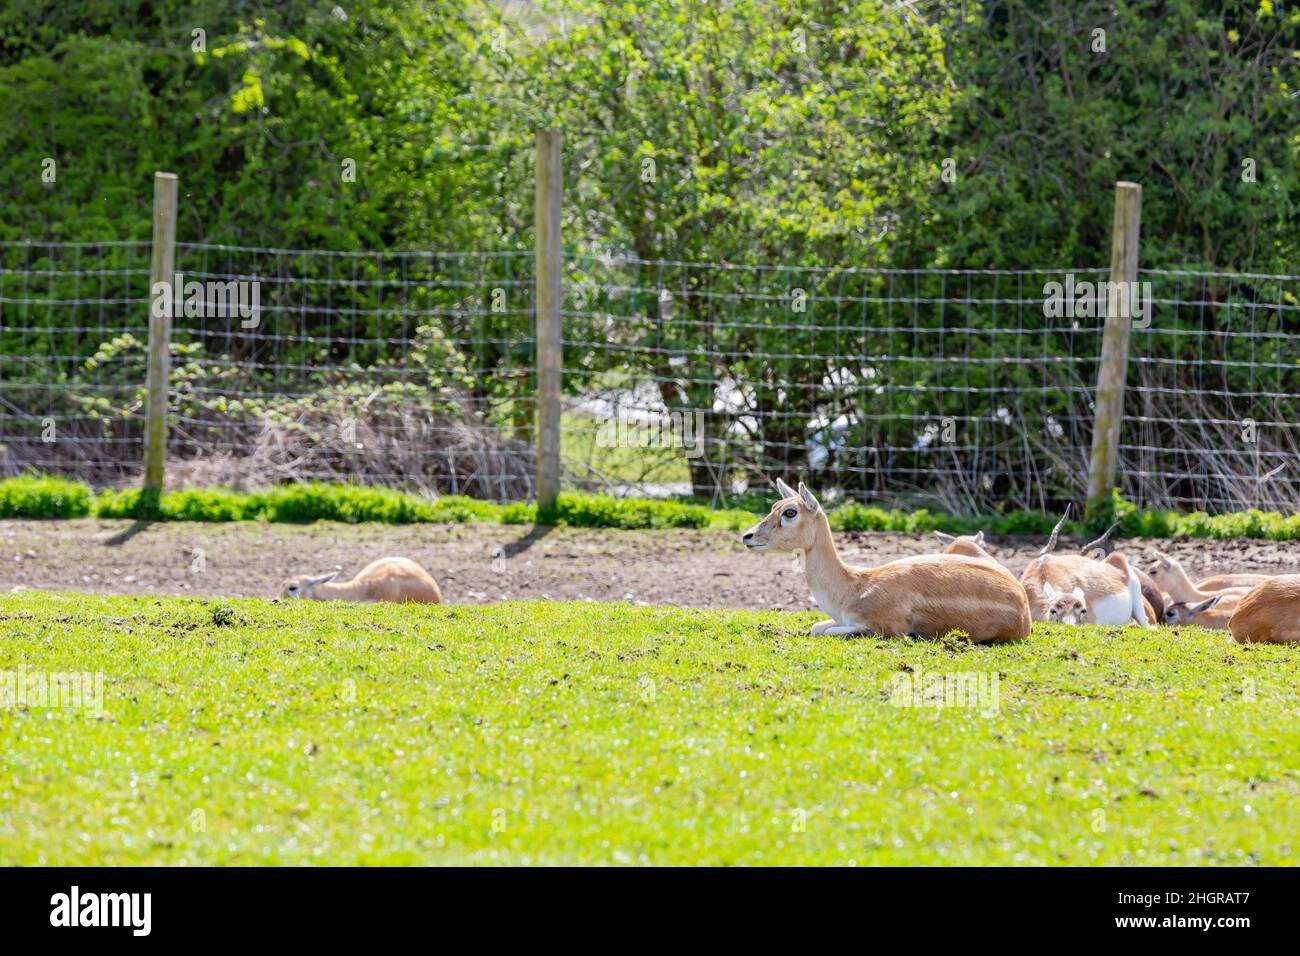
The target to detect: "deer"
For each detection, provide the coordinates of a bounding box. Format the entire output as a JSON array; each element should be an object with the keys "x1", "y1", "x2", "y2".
[
  {"x1": 1146, "y1": 552, "x2": 1252, "y2": 606},
  {"x1": 742, "y1": 479, "x2": 1031, "y2": 643},
  {"x1": 1146, "y1": 551, "x2": 1269, "y2": 597},
  {"x1": 1075, "y1": 519, "x2": 1164, "y2": 622},
  {"x1": 279, "y1": 556, "x2": 442, "y2": 604},
  {"x1": 1163, "y1": 594, "x2": 1237, "y2": 630},
  {"x1": 932, "y1": 530, "x2": 995, "y2": 560},
  {"x1": 1019, "y1": 507, "x2": 1152, "y2": 626},
  {"x1": 1228, "y1": 576, "x2": 1300, "y2": 645}
]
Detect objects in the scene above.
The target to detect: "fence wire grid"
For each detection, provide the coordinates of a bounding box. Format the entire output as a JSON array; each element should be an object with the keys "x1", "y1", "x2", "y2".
[{"x1": 2, "y1": 239, "x2": 1299, "y2": 514}]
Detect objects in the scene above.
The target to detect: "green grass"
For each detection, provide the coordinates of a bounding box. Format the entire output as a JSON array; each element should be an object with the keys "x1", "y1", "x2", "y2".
[
  {"x1": 2, "y1": 591, "x2": 1298, "y2": 865},
  {"x1": 5, "y1": 473, "x2": 1300, "y2": 540}
]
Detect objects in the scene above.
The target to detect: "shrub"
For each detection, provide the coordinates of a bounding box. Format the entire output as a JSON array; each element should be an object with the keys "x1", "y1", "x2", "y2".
[{"x1": 0, "y1": 473, "x2": 92, "y2": 519}]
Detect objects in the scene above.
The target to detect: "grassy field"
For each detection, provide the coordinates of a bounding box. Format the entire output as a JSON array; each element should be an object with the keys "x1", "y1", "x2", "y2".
[{"x1": 2, "y1": 591, "x2": 1298, "y2": 865}]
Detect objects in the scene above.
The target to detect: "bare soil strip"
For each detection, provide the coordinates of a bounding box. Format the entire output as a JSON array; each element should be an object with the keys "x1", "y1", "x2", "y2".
[{"x1": 3, "y1": 519, "x2": 1297, "y2": 611}]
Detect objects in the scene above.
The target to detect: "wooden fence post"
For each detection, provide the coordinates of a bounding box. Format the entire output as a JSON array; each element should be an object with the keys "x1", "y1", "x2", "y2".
[
  {"x1": 144, "y1": 171, "x2": 178, "y2": 494},
  {"x1": 1085, "y1": 181, "x2": 1142, "y2": 518},
  {"x1": 535, "y1": 130, "x2": 563, "y2": 510}
]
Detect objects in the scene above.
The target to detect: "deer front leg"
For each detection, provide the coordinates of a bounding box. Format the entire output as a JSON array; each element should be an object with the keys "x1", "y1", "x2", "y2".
[
  {"x1": 818, "y1": 623, "x2": 874, "y2": 637},
  {"x1": 810, "y1": 619, "x2": 839, "y2": 636}
]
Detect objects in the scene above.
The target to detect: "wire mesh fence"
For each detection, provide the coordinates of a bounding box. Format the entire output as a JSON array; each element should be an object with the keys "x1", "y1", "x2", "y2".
[
  {"x1": 1, "y1": 241, "x2": 536, "y2": 500},
  {"x1": 3, "y1": 239, "x2": 1299, "y2": 514},
  {"x1": 562, "y1": 256, "x2": 1109, "y2": 513}
]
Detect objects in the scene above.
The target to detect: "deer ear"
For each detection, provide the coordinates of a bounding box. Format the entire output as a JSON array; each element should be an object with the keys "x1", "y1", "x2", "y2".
[
  {"x1": 973, "y1": 531, "x2": 985, "y2": 545},
  {"x1": 796, "y1": 482, "x2": 821, "y2": 512},
  {"x1": 1072, "y1": 587, "x2": 1085, "y2": 602},
  {"x1": 933, "y1": 531, "x2": 955, "y2": 545},
  {"x1": 307, "y1": 571, "x2": 339, "y2": 587},
  {"x1": 1191, "y1": 595, "x2": 1221, "y2": 613},
  {"x1": 774, "y1": 478, "x2": 797, "y2": 499},
  {"x1": 1043, "y1": 581, "x2": 1056, "y2": 598}
]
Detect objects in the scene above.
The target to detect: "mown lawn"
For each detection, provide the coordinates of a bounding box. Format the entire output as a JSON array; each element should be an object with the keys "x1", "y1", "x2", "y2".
[{"x1": 1, "y1": 591, "x2": 1297, "y2": 865}]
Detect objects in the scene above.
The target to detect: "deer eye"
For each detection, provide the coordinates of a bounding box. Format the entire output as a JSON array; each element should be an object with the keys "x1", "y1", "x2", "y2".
[{"x1": 782, "y1": 508, "x2": 798, "y2": 519}]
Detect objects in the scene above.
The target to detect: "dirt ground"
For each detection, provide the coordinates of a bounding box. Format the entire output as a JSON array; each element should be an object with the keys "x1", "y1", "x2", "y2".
[{"x1": 2, "y1": 519, "x2": 1297, "y2": 610}]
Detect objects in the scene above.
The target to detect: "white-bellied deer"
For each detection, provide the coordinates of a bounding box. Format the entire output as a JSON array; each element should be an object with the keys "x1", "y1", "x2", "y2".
[
  {"x1": 1077, "y1": 520, "x2": 1165, "y2": 622},
  {"x1": 1228, "y1": 576, "x2": 1300, "y2": 644},
  {"x1": 743, "y1": 479, "x2": 1031, "y2": 642},
  {"x1": 1019, "y1": 508, "x2": 1151, "y2": 626},
  {"x1": 279, "y1": 556, "x2": 443, "y2": 604}
]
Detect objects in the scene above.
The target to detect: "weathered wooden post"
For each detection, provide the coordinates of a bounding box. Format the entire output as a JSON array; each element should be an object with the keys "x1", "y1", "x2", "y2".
[
  {"x1": 535, "y1": 130, "x2": 563, "y2": 510},
  {"x1": 144, "y1": 171, "x2": 178, "y2": 494},
  {"x1": 1085, "y1": 181, "x2": 1142, "y2": 519}
]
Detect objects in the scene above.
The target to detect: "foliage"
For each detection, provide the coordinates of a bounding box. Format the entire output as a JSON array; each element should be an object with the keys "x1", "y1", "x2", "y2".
[
  {"x1": 0, "y1": 473, "x2": 92, "y2": 519},
  {"x1": 2, "y1": 2, "x2": 1298, "y2": 506},
  {"x1": 5, "y1": 475, "x2": 1300, "y2": 539}
]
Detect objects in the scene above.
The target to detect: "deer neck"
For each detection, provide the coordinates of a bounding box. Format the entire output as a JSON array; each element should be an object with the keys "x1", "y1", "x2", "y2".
[
  {"x1": 1167, "y1": 563, "x2": 1210, "y2": 603},
  {"x1": 801, "y1": 511, "x2": 858, "y2": 594},
  {"x1": 311, "y1": 579, "x2": 358, "y2": 601}
]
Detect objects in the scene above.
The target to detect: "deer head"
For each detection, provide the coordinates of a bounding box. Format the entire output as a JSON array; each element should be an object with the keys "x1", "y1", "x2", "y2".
[
  {"x1": 742, "y1": 478, "x2": 824, "y2": 553},
  {"x1": 279, "y1": 571, "x2": 339, "y2": 600},
  {"x1": 1042, "y1": 581, "x2": 1087, "y2": 624},
  {"x1": 1164, "y1": 594, "x2": 1220, "y2": 625}
]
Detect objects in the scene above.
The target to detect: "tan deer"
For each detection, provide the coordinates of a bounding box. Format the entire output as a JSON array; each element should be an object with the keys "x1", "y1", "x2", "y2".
[
  {"x1": 1163, "y1": 594, "x2": 1238, "y2": 630},
  {"x1": 932, "y1": 531, "x2": 995, "y2": 560},
  {"x1": 1146, "y1": 552, "x2": 1252, "y2": 606},
  {"x1": 1146, "y1": 551, "x2": 1269, "y2": 597},
  {"x1": 1019, "y1": 508, "x2": 1152, "y2": 626},
  {"x1": 1228, "y1": 576, "x2": 1300, "y2": 644},
  {"x1": 279, "y1": 556, "x2": 442, "y2": 604},
  {"x1": 934, "y1": 521, "x2": 1109, "y2": 624},
  {"x1": 743, "y1": 479, "x2": 1031, "y2": 643}
]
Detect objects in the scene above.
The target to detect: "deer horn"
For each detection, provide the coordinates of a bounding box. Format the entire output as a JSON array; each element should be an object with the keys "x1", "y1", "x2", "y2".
[
  {"x1": 1081, "y1": 520, "x2": 1121, "y2": 559},
  {"x1": 1039, "y1": 503, "x2": 1072, "y2": 556}
]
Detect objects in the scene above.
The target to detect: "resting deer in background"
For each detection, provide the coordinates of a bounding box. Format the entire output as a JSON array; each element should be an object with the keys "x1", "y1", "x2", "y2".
[
  {"x1": 933, "y1": 530, "x2": 995, "y2": 560},
  {"x1": 742, "y1": 479, "x2": 1031, "y2": 643},
  {"x1": 1019, "y1": 507, "x2": 1152, "y2": 626},
  {"x1": 1163, "y1": 594, "x2": 1236, "y2": 630},
  {"x1": 1076, "y1": 519, "x2": 1164, "y2": 623},
  {"x1": 279, "y1": 556, "x2": 443, "y2": 604},
  {"x1": 1146, "y1": 552, "x2": 1251, "y2": 607},
  {"x1": 1146, "y1": 551, "x2": 1270, "y2": 594},
  {"x1": 1228, "y1": 576, "x2": 1300, "y2": 644}
]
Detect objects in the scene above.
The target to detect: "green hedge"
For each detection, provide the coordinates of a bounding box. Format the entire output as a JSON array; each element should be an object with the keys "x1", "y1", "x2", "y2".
[
  {"x1": 3, "y1": 475, "x2": 1300, "y2": 539},
  {"x1": 0, "y1": 474, "x2": 93, "y2": 519}
]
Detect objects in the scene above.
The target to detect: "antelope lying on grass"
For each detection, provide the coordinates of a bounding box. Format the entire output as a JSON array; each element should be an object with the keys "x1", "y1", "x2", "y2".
[
  {"x1": 743, "y1": 479, "x2": 1030, "y2": 642},
  {"x1": 1077, "y1": 520, "x2": 1165, "y2": 622},
  {"x1": 1019, "y1": 508, "x2": 1152, "y2": 626},
  {"x1": 1163, "y1": 594, "x2": 1237, "y2": 629},
  {"x1": 1146, "y1": 552, "x2": 1252, "y2": 629},
  {"x1": 933, "y1": 531, "x2": 995, "y2": 560},
  {"x1": 1146, "y1": 552, "x2": 1251, "y2": 605},
  {"x1": 1228, "y1": 576, "x2": 1300, "y2": 645},
  {"x1": 279, "y1": 556, "x2": 443, "y2": 604},
  {"x1": 1146, "y1": 551, "x2": 1268, "y2": 596}
]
